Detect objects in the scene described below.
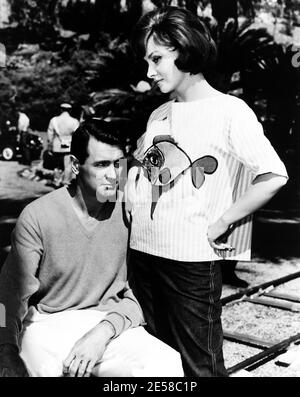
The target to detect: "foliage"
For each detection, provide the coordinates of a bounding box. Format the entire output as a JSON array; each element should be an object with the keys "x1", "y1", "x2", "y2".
[
  {"x1": 58, "y1": 0, "x2": 143, "y2": 36},
  {"x1": 90, "y1": 87, "x2": 168, "y2": 146},
  {"x1": 0, "y1": 32, "x2": 160, "y2": 133},
  {"x1": 8, "y1": 0, "x2": 58, "y2": 42},
  {"x1": 243, "y1": 43, "x2": 300, "y2": 153},
  {"x1": 0, "y1": 47, "x2": 92, "y2": 129},
  {"x1": 207, "y1": 18, "x2": 275, "y2": 93},
  {"x1": 7, "y1": 0, "x2": 144, "y2": 43}
]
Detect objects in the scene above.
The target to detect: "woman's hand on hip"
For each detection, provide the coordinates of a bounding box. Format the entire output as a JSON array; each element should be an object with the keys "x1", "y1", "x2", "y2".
[{"x1": 207, "y1": 218, "x2": 234, "y2": 251}]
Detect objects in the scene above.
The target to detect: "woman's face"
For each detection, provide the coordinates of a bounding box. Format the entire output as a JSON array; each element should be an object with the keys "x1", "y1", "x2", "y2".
[{"x1": 144, "y1": 36, "x2": 188, "y2": 95}]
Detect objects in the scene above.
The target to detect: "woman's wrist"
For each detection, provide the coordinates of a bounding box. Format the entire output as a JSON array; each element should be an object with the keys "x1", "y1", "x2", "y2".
[{"x1": 218, "y1": 215, "x2": 231, "y2": 229}]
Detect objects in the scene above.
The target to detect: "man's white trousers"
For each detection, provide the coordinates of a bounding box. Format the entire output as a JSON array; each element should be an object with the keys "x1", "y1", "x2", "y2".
[{"x1": 20, "y1": 307, "x2": 184, "y2": 377}]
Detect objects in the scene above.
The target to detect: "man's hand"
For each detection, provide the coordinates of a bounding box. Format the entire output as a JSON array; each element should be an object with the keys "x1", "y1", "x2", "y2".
[
  {"x1": 207, "y1": 218, "x2": 234, "y2": 251},
  {"x1": 63, "y1": 321, "x2": 115, "y2": 377},
  {"x1": 0, "y1": 344, "x2": 29, "y2": 377}
]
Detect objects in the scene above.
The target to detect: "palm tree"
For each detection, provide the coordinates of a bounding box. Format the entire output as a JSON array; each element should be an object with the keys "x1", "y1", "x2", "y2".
[
  {"x1": 210, "y1": 0, "x2": 256, "y2": 26},
  {"x1": 207, "y1": 18, "x2": 274, "y2": 95}
]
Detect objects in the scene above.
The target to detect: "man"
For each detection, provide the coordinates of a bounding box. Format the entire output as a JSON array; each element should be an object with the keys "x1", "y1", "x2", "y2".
[
  {"x1": 0, "y1": 119, "x2": 183, "y2": 377},
  {"x1": 16, "y1": 107, "x2": 32, "y2": 166},
  {"x1": 17, "y1": 110, "x2": 30, "y2": 134},
  {"x1": 47, "y1": 103, "x2": 79, "y2": 183}
]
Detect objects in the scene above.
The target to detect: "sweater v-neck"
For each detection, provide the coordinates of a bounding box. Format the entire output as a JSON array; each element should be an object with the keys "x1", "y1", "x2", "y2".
[{"x1": 61, "y1": 187, "x2": 111, "y2": 239}]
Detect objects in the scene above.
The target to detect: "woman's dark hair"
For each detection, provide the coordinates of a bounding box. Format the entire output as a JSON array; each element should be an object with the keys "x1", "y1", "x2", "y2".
[
  {"x1": 71, "y1": 119, "x2": 126, "y2": 164},
  {"x1": 130, "y1": 6, "x2": 217, "y2": 75}
]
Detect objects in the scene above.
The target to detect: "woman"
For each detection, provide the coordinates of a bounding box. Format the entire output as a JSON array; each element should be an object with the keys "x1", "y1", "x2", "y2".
[{"x1": 127, "y1": 6, "x2": 288, "y2": 377}]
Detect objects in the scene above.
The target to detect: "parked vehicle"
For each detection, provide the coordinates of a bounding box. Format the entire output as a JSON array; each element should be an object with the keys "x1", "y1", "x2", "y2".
[{"x1": 0, "y1": 124, "x2": 43, "y2": 164}]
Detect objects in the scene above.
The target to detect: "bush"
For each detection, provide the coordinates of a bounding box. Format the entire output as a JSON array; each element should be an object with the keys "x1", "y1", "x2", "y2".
[{"x1": 0, "y1": 47, "x2": 99, "y2": 130}]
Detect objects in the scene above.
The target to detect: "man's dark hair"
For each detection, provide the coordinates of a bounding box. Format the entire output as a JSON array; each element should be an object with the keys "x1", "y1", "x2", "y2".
[
  {"x1": 71, "y1": 119, "x2": 126, "y2": 164},
  {"x1": 130, "y1": 6, "x2": 217, "y2": 75}
]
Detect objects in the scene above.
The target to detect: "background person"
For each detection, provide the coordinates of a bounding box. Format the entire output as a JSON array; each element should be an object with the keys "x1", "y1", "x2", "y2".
[
  {"x1": 127, "y1": 6, "x2": 288, "y2": 377},
  {"x1": 16, "y1": 105, "x2": 31, "y2": 165},
  {"x1": 17, "y1": 109, "x2": 30, "y2": 134},
  {"x1": 46, "y1": 103, "x2": 79, "y2": 184}
]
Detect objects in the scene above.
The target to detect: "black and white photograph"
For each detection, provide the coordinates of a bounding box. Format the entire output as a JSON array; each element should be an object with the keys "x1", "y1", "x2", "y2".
[{"x1": 0, "y1": 0, "x2": 299, "y2": 381}]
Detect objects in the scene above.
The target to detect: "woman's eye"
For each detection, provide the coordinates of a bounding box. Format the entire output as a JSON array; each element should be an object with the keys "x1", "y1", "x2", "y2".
[{"x1": 152, "y1": 56, "x2": 161, "y2": 64}]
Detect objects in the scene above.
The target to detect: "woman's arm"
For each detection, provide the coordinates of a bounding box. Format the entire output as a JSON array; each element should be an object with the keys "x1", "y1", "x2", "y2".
[{"x1": 207, "y1": 173, "x2": 287, "y2": 250}]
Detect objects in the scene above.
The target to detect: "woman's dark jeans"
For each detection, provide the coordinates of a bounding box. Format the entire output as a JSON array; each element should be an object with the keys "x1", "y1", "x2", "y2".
[{"x1": 129, "y1": 249, "x2": 228, "y2": 377}]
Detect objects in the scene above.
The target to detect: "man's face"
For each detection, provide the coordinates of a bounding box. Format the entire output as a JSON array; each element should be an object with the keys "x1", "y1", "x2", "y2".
[{"x1": 78, "y1": 136, "x2": 125, "y2": 201}]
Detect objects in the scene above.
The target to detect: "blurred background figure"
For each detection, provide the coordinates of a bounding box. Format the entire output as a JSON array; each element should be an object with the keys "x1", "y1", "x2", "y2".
[
  {"x1": 17, "y1": 108, "x2": 30, "y2": 135},
  {"x1": 17, "y1": 107, "x2": 31, "y2": 165},
  {"x1": 5, "y1": 104, "x2": 31, "y2": 165},
  {"x1": 46, "y1": 103, "x2": 79, "y2": 185}
]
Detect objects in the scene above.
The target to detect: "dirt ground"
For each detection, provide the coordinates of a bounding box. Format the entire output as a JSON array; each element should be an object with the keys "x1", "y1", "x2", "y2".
[
  {"x1": 0, "y1": 159, "x2": 300, "y2": 377},
  {"x1": 222, "y1": 259, "x2": 300, "y2": 377}
]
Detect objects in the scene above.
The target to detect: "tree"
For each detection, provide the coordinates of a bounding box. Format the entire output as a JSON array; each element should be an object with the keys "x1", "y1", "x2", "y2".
[
  {"x1": 8, "y1": 0, "x2": 58, "y2": 42},
  {"x1": 7, "y1": 0, "x2": 144, "y2": 43}
]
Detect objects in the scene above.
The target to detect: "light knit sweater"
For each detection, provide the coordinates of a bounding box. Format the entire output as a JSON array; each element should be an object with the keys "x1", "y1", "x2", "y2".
[{"x1": 0, "y1": 187, "x2": 144, "y2": 348}]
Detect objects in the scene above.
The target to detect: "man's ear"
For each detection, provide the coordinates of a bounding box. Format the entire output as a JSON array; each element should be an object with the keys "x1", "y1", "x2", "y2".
[{"x1": 70, "y1": 155, "x2": 80, "y2": 175}]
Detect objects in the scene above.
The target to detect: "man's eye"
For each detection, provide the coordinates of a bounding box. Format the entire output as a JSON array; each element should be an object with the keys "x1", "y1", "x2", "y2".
[
  {"x1": 95, "y1": 162, "x2": 109, "y2": 168},
  {"x1": 113, "y1": 161, "x2": 120, "y2": 169}
]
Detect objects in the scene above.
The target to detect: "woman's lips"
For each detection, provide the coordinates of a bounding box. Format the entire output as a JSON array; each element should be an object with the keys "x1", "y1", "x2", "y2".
[{"x1": 152, "y1": 79, "x2": 163, "y2": 87}]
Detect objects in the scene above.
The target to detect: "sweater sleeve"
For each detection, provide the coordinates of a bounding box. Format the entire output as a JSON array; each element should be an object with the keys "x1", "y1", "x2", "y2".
[
  {"x1": 104, "y1": 281, "x2": 145, "y2": 338},
  {"x1": 0, "y1": 207, "x2": 42, "y2": 349},
  {"x1": 228, "y1": 101, "x2": 288, "y2": 179}
]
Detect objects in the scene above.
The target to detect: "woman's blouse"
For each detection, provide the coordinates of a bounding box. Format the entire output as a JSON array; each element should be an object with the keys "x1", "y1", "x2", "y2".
[{"x1": 129, "y1": 94, "x2": 288, "y2": 262}]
